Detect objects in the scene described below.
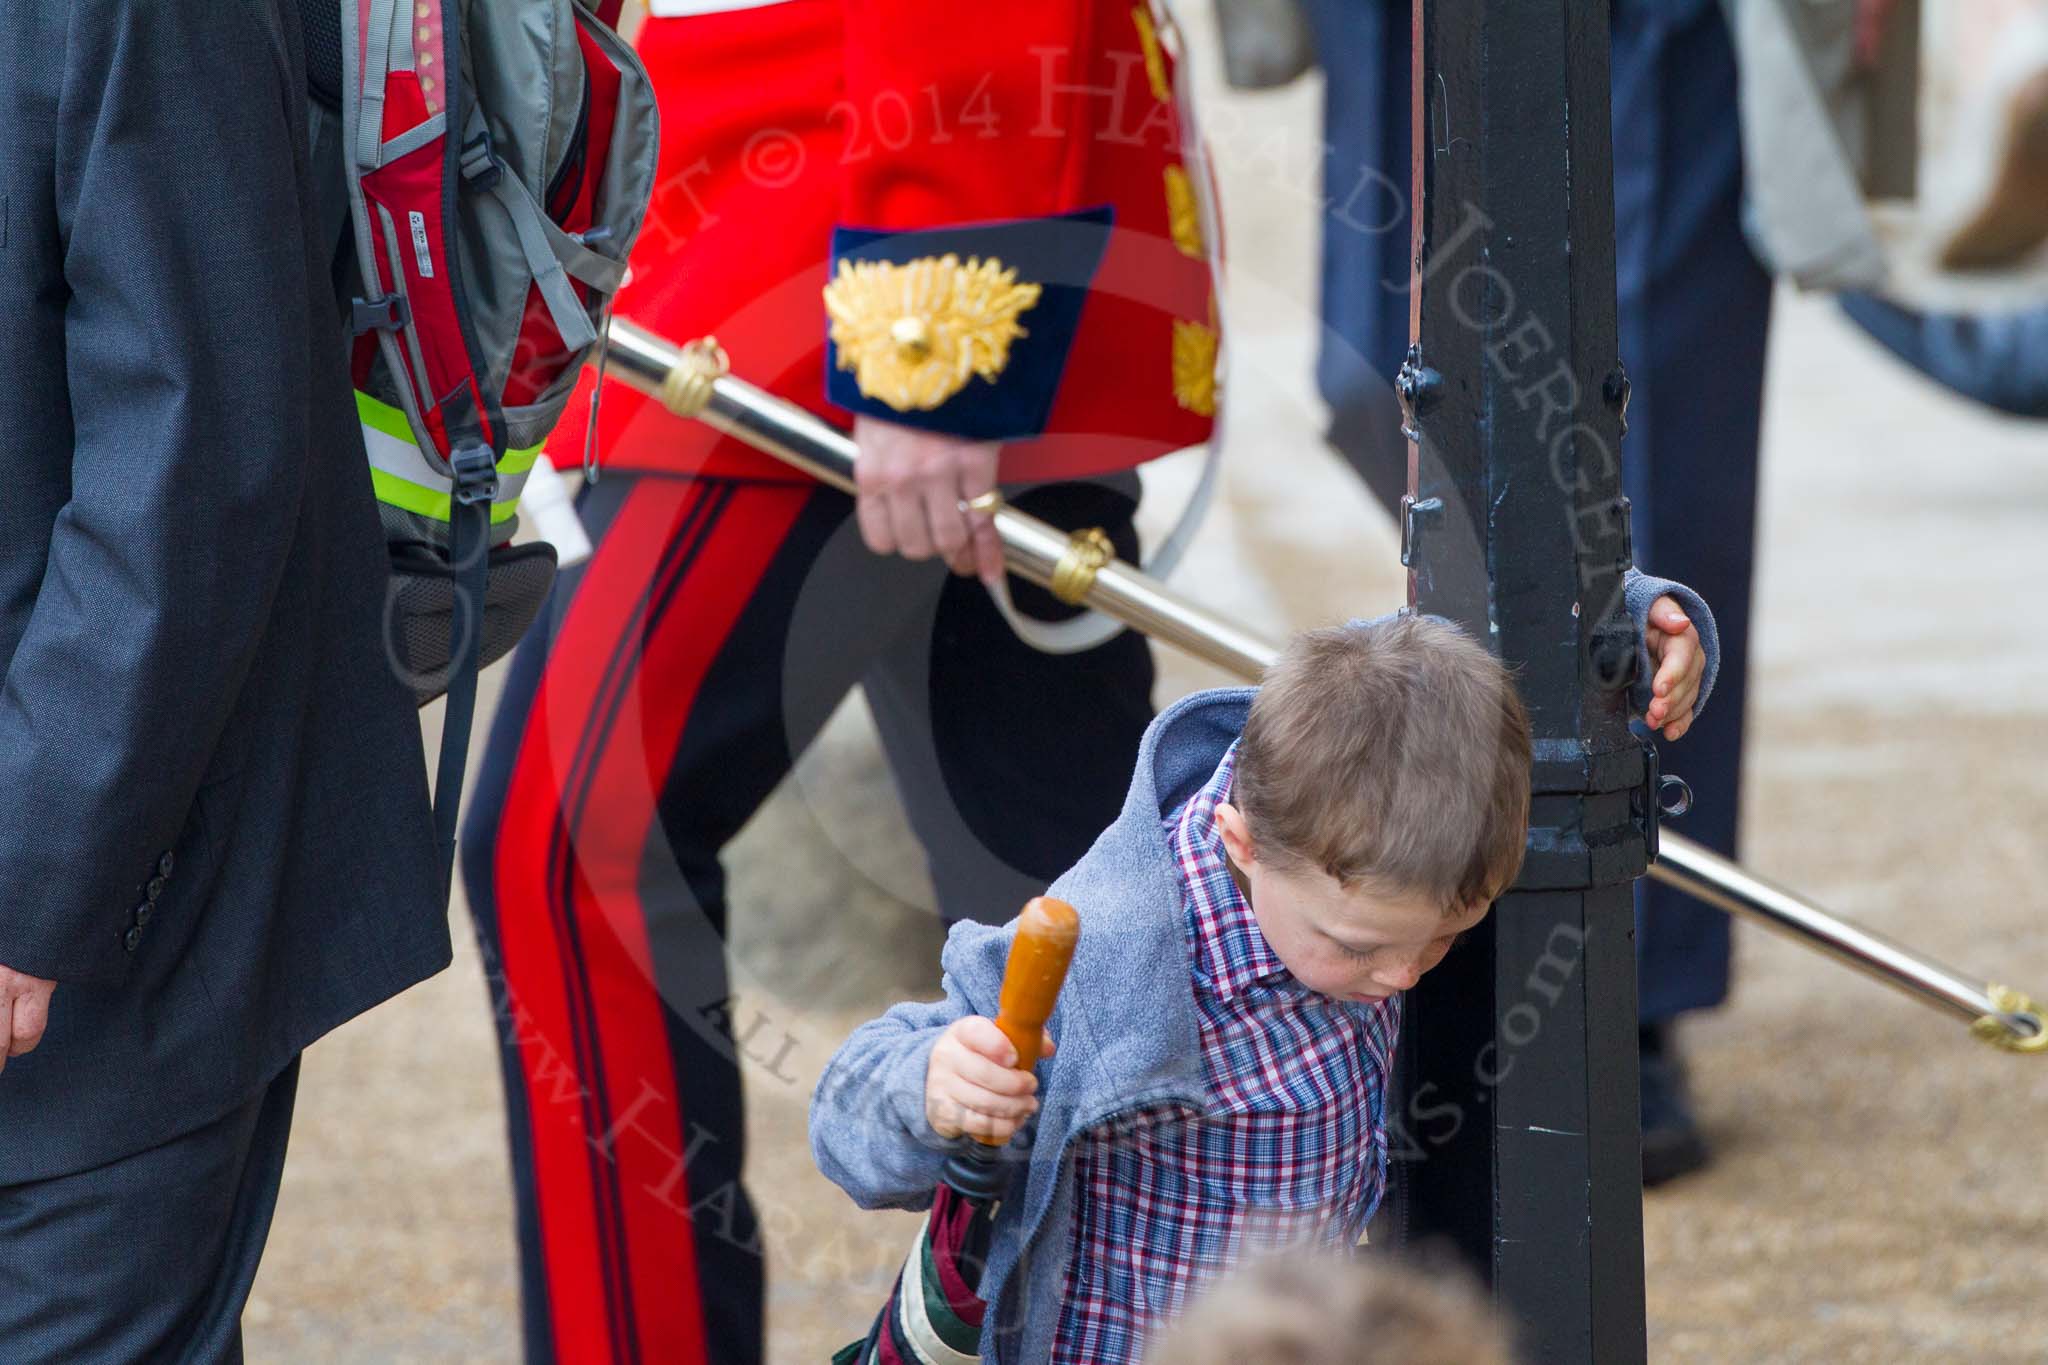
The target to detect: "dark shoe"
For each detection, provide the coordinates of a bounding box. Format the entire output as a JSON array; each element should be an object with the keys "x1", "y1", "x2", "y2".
[{"x1": 1640, "y1": 1024, "x2": 1710, "y2": 1188}]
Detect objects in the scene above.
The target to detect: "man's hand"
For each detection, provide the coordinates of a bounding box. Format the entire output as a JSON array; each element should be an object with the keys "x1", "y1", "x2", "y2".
[
  {"x1": 0, "y1": 966, "x2": 56, "y2": 1077},
  {"x1": 853, "y1": 415, "x2": 1005, "y2": 585},
  {"x1": 1643, "y1": 594, "x2": 1705, "y2": 741},
  {"x1": 924, "y1": 1015, "x2": 1055, "y2": 1143}
]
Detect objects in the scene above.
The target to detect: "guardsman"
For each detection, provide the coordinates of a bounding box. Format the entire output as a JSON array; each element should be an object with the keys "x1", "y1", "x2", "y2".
[{"x1": 457, "y1": 2, "x2": 1222, "y2": 1360}]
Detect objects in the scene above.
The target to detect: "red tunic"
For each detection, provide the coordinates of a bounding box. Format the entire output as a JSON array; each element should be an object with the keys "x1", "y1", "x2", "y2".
[{"x1": 552, "y1": 0, "x2": 1220, "y2": 485}]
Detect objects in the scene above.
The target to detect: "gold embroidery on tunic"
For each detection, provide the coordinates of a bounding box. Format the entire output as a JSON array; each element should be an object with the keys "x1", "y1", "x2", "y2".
[
  {"x1": 823, "y1": 255, "x2": 1043, "y2": 412},
  {"x1": 1132, "y1": 6, "x2": 1171, "y2": 103},
  {"x1": 1165, "y1": 165, "x2": 1205, "y2": 259},
  {"x1": 1172, "y1": 317, "x2": 1219, "y2": 417}
]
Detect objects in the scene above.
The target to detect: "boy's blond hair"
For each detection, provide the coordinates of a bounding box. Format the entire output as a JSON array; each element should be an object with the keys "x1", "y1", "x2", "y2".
[
  {"x1": 1146, "y1": 1252, "x2": 1518, "y2": 1365},
  {"x1": 1235, "y1": 615, "x2": 1532, "y2": 912}
]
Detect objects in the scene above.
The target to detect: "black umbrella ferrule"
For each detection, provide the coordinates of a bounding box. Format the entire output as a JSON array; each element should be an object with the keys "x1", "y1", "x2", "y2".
[{"x1": 940, "y1": 1145, "x2": 1012, "y2": 1202}]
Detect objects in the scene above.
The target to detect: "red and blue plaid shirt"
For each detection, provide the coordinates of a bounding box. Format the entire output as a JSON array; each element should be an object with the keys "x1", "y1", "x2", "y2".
[{"x1": 1050, "y1": 743, "x2": 1402, "y2": 1364}]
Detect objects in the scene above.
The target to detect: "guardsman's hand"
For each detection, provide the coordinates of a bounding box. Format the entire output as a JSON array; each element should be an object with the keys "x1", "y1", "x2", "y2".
[
  {"x1": 0, "y1": 964, "x2": 56, "y2": 1078},
  {"x1": 924, "y1": 1015, "x2": 1056, "y2": 1143},
  {"x1": 1643, "y1": 595, "x2": 1705, "y2": 741},
  {"x1": 853, "y1": 416, "x2": 1004, "y2": 586}
]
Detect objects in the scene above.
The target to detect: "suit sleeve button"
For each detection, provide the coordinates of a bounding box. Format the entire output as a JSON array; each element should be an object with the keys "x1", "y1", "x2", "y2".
[
  {"x1": 135, "y1": 904, "x2": 154, "y2": 927},
  {"x1": 145, "y1": 876, "x2": 166, "y2": 902},
  {"x1": 158, "y1": 852, "x2": 176, "y2": 879},
  {"x1": 123, "y1": 927, "x2": 143, "y2": 952}
]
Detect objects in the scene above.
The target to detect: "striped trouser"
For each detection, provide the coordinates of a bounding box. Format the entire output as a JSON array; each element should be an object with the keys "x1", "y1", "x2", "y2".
[{"x1": 458, "y1": 469, "x2": 1153, "y2": 1364}]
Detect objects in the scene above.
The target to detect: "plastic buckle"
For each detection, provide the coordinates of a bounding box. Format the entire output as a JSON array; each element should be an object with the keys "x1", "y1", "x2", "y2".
[
  {"x1": 450, "y1": 441, "x2": 500, "y2": 507},
  {"x1": 351, "y1": 293, "x2": 410, "y2": 335},
  {"x1": 460, "y1": 128, "x2": 501, "y2": 191}
]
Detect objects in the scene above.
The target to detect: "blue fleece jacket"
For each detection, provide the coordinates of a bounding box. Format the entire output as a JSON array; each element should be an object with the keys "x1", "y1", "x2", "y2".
[{"x1": 809, "y1": 574, "x2": 1716, "y2": 1364}]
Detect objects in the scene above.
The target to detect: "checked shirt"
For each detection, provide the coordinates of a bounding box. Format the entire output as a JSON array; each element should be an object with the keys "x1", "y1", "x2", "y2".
[{"x1": 1049, "y1": 743, "x2": 1402, "y2": 1364}]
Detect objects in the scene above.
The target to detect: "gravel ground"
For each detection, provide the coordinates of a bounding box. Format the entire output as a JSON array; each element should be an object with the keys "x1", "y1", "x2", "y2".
[{"x1": 244, "y1": 14, "x2": 2048, "y2": 1362}]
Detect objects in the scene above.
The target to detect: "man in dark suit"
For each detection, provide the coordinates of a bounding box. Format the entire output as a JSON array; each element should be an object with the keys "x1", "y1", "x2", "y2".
[{"x1": 0, "y1": 3, "x2": 450, "y2": 1357}]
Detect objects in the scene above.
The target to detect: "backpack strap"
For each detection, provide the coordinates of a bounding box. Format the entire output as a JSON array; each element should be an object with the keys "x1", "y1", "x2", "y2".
[
  {"x1": 433, "y1": 445, "x2": 497, "y2": 890},
  {"x1": 462, "y1": 109, "x2": 626, "y2": 355},
  {"x1": 353, "y1": 0, "x2": 402, "y2": 169}
]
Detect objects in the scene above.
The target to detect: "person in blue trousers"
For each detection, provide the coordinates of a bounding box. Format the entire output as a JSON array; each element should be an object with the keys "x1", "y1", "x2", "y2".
[{"x1": 1294, "y1": 0, "x2": 1772, "y2": 1184}]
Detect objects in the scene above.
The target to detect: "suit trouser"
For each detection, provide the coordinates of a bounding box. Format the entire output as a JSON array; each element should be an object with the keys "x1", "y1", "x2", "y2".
[
  {"x1": 1298, "y1": 0, "x2": 1771, "y2": 1022},
  {"x1": 458, "y1": 471, "x2": 1154, "y2": 1365},
  {"x1": 0, "y1": 1057, "x2": 300, "y2": 1364},
  {"x1": 1609, "y1": 0, "x2": 1773, "y2": 1019}
]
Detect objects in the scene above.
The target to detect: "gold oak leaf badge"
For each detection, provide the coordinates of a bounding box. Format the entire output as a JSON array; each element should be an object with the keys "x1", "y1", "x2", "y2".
[
  {"x1": 1172, "y1": 317, "x2": 1219, "y2": 416},
  {"x1": 824, "y1": 255, "x2": 1044, "y2": 412}
]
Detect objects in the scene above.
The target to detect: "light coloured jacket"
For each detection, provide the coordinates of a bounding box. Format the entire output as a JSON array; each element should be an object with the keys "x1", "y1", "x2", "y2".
[{"x1": 1724, "y1": 0, "x2": 1920, "y2": 288}]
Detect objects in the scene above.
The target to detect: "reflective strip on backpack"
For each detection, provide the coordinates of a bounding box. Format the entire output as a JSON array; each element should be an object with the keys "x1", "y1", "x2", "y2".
[{"x1": 358, "y1": 391, "x2": 537, "y2": 526}]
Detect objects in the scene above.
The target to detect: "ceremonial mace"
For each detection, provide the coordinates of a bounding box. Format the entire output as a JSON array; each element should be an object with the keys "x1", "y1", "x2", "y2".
[{"x1": 597, "y1": 318, "x2": 2046, "y2": 1056}]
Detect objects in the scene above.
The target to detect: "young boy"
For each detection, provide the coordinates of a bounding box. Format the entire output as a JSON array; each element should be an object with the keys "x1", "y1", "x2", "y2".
[{"x1": 811, "y1": 586, "x2": 1714, "y2": 1365}]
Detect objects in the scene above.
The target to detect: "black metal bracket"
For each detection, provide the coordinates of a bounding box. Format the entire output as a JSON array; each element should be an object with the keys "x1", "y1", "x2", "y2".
[
  {"x1": 1631, "y1": 744, "x2": 1664, "y2": 866},
  {"x1": 1399, "y1": 493, "x2": 1444, "y2": 568},
  {"x1": 1394, "y1": 344, "x2": 1443, "y2": 443},
  {"x1": 1603, "y1": 364, "x2": 1633, "y2": 437},
  {"x1": 1522, "y1": 738, "x2": 1653, "y2": 889}
]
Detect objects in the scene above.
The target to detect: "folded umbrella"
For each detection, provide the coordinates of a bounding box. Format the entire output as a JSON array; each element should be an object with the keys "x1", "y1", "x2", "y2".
[{"x1": 834, "y1": 896, "x2": 1082, "y2": 1364}]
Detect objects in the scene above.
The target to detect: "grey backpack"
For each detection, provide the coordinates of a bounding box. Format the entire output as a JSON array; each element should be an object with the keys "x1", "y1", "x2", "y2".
[{"x1": 301, "y1": 0, "x2": 659, "y2": 879}]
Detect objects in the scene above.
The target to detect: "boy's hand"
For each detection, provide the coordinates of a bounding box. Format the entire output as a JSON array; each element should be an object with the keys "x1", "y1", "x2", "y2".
[
  {"x1": 1643, "y1": 595, "x2": 1704, "y2": 741},
  {"x1": 924, "y1": 1016, "x2": 1056, "y2": 1143}
]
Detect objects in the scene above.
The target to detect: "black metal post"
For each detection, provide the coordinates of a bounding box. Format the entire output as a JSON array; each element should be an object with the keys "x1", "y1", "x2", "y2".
[{"x1": 1394, "y1": 1, "x2": 1649, "y2": 1360}]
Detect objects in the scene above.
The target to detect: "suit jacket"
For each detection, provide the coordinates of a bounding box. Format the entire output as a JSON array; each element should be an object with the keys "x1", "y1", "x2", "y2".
[{"x1": 0, "y1": 0, "x2": 450, "y2": 1181}]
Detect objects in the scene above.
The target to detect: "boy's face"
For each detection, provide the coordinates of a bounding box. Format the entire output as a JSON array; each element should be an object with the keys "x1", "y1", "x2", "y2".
[{"x1": 1214, "y1": 803, "x2": 1492, "y2": 1003}]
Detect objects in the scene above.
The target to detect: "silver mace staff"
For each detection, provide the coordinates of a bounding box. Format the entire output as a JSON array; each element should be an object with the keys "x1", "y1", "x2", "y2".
[{"x1": 598, "y1": 317, "x2": 2047, "y2": 1056}]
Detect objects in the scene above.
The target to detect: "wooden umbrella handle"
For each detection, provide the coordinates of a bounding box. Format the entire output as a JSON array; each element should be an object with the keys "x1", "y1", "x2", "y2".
[{"x1": 977, "y1": 897, "x2": 1080, "y2": 1146}]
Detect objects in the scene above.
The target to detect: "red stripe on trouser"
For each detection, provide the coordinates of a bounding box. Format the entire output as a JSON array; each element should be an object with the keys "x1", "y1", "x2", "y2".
[{"x1": 493, "y1": 478, "x2": 809, "y2": 1362}]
